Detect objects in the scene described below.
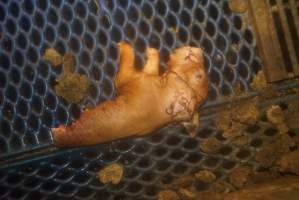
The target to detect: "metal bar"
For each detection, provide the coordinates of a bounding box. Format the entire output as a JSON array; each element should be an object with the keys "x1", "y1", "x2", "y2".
[
  {"x1": 288, "y1": 0, "x2": 299, "y2": 74},
  {"x1": 276, "y1": 0, "x2": 297, "y2": 75},
  {"x1": 248, "y1": 0, "x2": 288, "y2": 82}
]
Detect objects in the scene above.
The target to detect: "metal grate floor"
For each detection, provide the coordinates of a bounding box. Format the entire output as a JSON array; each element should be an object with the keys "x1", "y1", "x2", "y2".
[{"x1": 0, "y1": 0, "x2": 275, "y2": 199}]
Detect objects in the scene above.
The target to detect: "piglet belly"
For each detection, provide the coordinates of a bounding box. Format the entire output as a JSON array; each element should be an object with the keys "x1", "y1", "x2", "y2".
[{"x1": 52, "y1": 95, "x2": 168, "y2": 147}]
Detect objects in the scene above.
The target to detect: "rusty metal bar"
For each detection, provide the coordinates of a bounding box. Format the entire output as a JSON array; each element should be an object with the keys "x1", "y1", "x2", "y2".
[
  {"x1": 276, "y1": 0, "x2": 298, "y2": 75},
  {"x1": 248, "y1": 0, "x2": 288, "y2": 82}
]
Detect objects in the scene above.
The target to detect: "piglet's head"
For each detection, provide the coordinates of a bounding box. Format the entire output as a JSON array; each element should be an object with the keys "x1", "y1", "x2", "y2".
[{"x1": 167, "y1": 46, "x2": 208, "y2": 102}]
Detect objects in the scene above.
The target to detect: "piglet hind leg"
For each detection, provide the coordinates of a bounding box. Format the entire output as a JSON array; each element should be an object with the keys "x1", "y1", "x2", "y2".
[
  {"x1": 143, "y1": 47, "x2": 159, "y2": 75},
  {"x1": 115, "y1": 42, "x2": 136, "y2": 90}
]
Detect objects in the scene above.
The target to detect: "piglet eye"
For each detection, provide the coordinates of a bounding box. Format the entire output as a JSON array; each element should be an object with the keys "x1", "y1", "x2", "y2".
[{"x1": 196, "y1": 73, "x2": 202, "y2": 80}]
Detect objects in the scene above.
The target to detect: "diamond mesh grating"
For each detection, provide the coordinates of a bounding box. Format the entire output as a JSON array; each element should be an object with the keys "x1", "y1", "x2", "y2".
[
  {"x1": 1, "y1": 122, "x2": 273, "y2": 200},
  {"x1": 0, "y1": 0, "x2": 264, "y2": 199}
]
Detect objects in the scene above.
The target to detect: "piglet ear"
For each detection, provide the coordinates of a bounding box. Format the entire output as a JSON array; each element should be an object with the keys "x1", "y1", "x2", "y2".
[
  {"x1": 184, "y1": 47, "x2": 204, "y2": 65},
  {"x1": 167, "y1": 46, "x2": 204, "y2": 73}
]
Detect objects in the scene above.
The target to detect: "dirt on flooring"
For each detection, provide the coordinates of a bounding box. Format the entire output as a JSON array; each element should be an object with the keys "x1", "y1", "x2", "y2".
[
  {"x1": 97, "y1": 163, "x2": 124, "y2": 185},
  {"x1": 199, "y1": 137, "x2": 223, "y2": 154},
  {"x1": 43, "y1": 48, "x2": 63, "y2": 66},
  {"x1": 43, "y1": 48, "x2": 91, "y2": 103},
  {"x1": 54, "y1": 73, "x2": 91, "y2": 103}
]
